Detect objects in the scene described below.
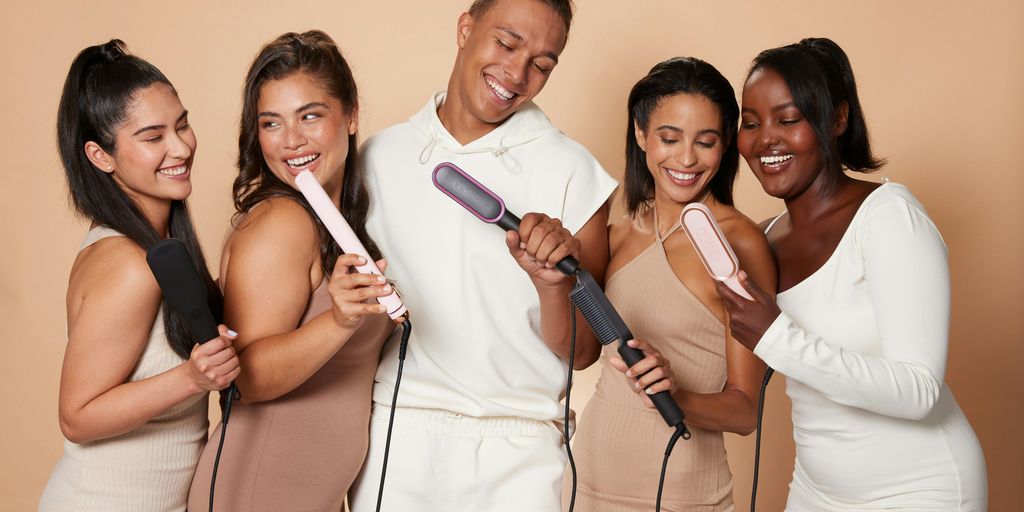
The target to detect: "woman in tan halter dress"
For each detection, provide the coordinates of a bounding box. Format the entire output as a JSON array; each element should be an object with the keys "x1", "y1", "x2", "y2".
[
  {"x1": 566, "y1": 57, "x2": 776, "y2": 511},
  {"x1": 187, "y1": 32, "x2": 395, "y2": 511}
]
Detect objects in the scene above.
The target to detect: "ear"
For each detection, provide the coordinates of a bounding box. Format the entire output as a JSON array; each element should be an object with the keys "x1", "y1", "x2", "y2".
[
  {"x1": 347, "y1": 108, "x2": 359, "y2": 136},
  {"x1": 833, "y1": 101, "x2": 849, "y2": 137},
  {"x1": 84, "y1": 141, "x2": 115, "y2": 174},
  {"x1": 456, "y1": 11, "x2": 473, "y2": 49},
  {"x1": 633, "y1": 120, "x2": 647, "y2": 152}
]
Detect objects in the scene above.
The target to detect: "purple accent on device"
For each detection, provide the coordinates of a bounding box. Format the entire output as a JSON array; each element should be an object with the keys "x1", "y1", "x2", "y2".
[{"x1": 431, "y1": 162, "x2": 507, "y2": 223}]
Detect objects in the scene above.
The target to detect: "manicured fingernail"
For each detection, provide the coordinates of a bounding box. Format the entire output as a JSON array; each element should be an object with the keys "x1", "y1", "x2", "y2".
[
  {"x1": 645, "y1": 388, "x2": 655, "y2": 395},
  {"x1": 383, "y1": 284, "x2": 392, "y2": 292},
  {"x1": 625, "y1": 370, "x2": 632, "y2": 377},
  {"x1": 377, "y1": 275, "x2": 386, "y2": 282},
  {"x1": 227, "y1": 330, "x2": 238, "y2": 337},
  {"x1": 357, "y1": 256, "x2": 366, "y2": 264},
  {"x1": 634, "y1": 382, "x2": 641, "y2": 390}
]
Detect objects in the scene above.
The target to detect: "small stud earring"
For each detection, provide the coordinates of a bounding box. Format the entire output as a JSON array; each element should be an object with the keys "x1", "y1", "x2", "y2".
[{"x1": 107, "y1": 166, "x2": 113, "y2": 171}]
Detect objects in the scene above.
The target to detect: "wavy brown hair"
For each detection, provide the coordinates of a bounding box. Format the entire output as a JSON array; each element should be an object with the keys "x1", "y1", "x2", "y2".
[{"x1": 233, "y1": 30, "x2": 380, "y2": 274}]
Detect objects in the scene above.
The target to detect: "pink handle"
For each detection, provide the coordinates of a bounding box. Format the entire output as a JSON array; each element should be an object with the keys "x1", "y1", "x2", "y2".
[
  {"x1": 680, "y1": 203, "x2": 753, "y2": 300},
  {"x1": 294, "y1": 171, "x2": 408, "y2": 320}
]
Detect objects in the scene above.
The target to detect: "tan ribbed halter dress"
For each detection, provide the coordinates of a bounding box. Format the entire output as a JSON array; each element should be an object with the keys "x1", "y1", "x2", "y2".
[{"x1": 566, "y1": 213, "x2": 734, "y2": 512}]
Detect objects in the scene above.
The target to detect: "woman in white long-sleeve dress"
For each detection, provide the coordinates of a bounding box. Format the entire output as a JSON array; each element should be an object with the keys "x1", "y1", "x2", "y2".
[{"x1": 718, "y1": 37, "x2": 987, "y2": 511}]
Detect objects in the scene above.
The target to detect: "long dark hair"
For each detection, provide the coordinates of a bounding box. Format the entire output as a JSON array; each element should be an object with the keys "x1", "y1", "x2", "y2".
[
  {"x1": 624, "y1": 57, "x2": 740, "y2": 215},
  {"x1": 748, "y1": 37, "x2": 885, "y2": 189},
  {"x1": 234, "y1": 30, "x2": 379, "y2": 274},
  {"x1": 57, "y1": 40, "x2": 222, "y2": 359}
]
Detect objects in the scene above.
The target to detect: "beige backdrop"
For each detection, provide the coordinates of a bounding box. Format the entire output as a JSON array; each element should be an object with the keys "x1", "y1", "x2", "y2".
[{"x1": 2, "y1": 0, "x2": 1021, "y2": 510}]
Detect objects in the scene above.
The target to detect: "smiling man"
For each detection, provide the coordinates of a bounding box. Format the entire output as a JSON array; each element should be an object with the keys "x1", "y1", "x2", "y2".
[{"x1": 348, "y1": 1, "x2": 618, "y2": 511}]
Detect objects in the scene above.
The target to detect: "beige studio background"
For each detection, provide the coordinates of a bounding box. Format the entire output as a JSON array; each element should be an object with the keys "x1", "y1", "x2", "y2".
[{"x1": 1, "y1": 0, "x2": 1022, "y2": 509}]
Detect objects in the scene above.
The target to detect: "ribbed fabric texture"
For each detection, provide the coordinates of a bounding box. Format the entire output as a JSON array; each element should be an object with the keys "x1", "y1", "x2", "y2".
[
  {"x1": 188, "y1": 279, "x2": 391, "y2": 511},
  {"x1": 40, "y1": 227, "x2": 208, "y2": 512},
  {"x1": 567, "y1": 220, "x2": 734, "y2": 512}
]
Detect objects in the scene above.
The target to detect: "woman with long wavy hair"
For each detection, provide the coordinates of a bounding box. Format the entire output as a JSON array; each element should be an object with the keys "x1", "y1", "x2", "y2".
[{"x1": 187, "y1": 31, "x2": 394, "y2": 511}]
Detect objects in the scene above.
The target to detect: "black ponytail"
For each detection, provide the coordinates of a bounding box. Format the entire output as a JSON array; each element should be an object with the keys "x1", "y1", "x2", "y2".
[{"x1": 57, "y1": 40, "x2": 222, "y2": 359}]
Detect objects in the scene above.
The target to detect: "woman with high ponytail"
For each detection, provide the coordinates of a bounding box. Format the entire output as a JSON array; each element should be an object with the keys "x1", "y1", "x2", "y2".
[
  {"x1": 719, "y1": 37, "x2": 988, "y2": 510},
  {"x1": 40, "y1": 40, "x2": 239, "y2": 511}
]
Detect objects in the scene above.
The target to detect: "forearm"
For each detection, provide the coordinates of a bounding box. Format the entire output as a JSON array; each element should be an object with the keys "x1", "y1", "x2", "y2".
[
  {"x1": 673, "y1": 387, "x2": 759, "y2": 435},
  {"x1": 755, "y1": 313, "x2": 943, "y2": 419},
  {"x1": 60, "y1": 364, "x2": 202, "y2": 444},
  {"x1": 235, "y1": 312, "x2": 356, "y2": 403}
]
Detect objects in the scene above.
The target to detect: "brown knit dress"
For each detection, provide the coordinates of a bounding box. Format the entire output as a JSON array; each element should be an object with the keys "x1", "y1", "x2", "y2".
[{"x1": 188, "y1": 280, "x2": 391, "y2": 511}]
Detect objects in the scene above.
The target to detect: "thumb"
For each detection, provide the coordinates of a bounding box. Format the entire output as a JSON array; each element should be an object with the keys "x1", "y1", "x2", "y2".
[{"x1": 737, "y1": 270, "x2": 768, "y2": 303}]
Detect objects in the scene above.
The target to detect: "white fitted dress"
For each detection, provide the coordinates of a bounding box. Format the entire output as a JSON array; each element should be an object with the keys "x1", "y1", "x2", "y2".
[{"x1": 755, "y1": 183, "x2": 987, "y2": 511}]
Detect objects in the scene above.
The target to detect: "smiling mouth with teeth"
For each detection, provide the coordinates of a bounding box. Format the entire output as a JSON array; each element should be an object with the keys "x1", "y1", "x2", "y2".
[
  {"x1": 666, "y1": 168, "x2": 699, "y2": 181},
  {"x1": 485, "y1": 76, "x2": 516, "y2": 101},
  {"x1": 760, "y1": 154, "x2": 793, "y2": 166},
  {"x1": 158, "y1": 165, "x2": 188, "y2": 176},
  {"x1": 287, "y1": 153, "x2": 320, "y2": 168}
]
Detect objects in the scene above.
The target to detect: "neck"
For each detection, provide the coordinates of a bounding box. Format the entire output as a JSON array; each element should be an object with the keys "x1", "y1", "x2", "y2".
[
  {"x1": 438, "y1": 79, "x2": 504, "y2": 145},
  {"x1": 783, "y1": 170, "x2": 853, "y2": 228},
  {"x1": 139, "y1": 199, "x2": 172, "y2": 238},
  {"x1": 651, "y1": 190, "x2": 713, "y2": 238}
]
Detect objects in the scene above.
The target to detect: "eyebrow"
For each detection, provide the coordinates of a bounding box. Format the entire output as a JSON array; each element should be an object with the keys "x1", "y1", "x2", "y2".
[
  {"x1": 655, "y1": 125, "x2": 722, "y2": 137},
  {"x1": 258, "y1": 102, "x2": 331, "y2": 118},
  {"x1": 742, "y1": 101, "x2": 797, "y2": 114},
  {"x1": 496, "y1": 27, "x2": 559, "y2": 64},
  {"x1": 132, "y1": 110, "x2": 189, "y2": 136}
]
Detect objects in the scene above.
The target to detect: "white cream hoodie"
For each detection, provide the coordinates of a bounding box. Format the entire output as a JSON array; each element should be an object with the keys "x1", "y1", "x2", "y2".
[{"x1": 362, "y1": 92, "x2": 618, "y2": 420}]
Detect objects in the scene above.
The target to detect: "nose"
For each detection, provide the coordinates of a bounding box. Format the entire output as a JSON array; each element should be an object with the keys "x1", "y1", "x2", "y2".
[
  {"x1": 168, "y1": 131, "x2": 193, "y2": 160},
  {"x1": 284, "y1": 123, "x2": 307, "y2": 150},
  {"x1": 758, "y1": 125, "x2": 781, "y2": 148},
  {"x1": 504, "y1": 54, "x2": 529, "y2": 87},
  {"x1": 677, "y1": 144, "x2": 698, "y2": 168}
]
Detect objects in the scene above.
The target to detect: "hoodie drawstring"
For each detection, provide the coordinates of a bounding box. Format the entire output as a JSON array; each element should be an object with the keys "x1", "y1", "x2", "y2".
[
  {"x1": 419, "y1": 133, "x2": 440, "y2": 164},
  {"x1": 492, "y1": 140, "x2": 521, "y2": 173}
]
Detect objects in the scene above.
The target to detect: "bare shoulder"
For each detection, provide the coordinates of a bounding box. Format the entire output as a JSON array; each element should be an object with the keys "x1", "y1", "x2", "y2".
[
  {"x1": 714, "y1": 205, "x2": 777, "y2": 291},
  {"x1": 608, "y1": 212, "x2": 641, "y2": 254},
  {"x1": 715, "y1": 206, "x2": 771, "y2": 257},
  {"x1": 223, "y1": 196, "x2": 320, "y2": 289},
  {"x1": 69, "y1": 236, "x2": 161, "y2": 322},
  {"x1": 226, "y1": 197, "x2": 318, "y2": 260}
]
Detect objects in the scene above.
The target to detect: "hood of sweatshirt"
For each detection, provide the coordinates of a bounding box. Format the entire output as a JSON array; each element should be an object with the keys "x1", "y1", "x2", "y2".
[{"x1": 409, "y1": 91, "x2": 561, "y2": 172}]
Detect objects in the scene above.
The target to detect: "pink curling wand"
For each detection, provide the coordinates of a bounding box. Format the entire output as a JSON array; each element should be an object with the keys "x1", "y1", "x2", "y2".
[
  {"x1": 680, "y1": 203, "x2": 753, "y2": 300},
  {"x1": 294, "y1": 171, "x2": 408, "y2": 321}
]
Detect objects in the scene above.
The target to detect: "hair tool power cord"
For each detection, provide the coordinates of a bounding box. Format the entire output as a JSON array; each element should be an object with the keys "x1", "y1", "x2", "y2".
[
  {"x1": 430, "y1": 162, "x2": 691, "y2": 512},
  {"x1": 677, "y1": 202, "x2": 775, "y2": 512},
  {"x1": 144, "y1": 239, "x2": 240, "y2": 512},
  {"x1": 291, "y1": 170, "x2": 412, "y2": 512}
]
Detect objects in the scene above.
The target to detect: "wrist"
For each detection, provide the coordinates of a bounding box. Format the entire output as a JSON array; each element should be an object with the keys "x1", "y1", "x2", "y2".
[
  {"x1": 176, "y1": 361, "x2": 204, "y2": 395},
  {"x1": 533, "y1": 276, "x2": 574, "y2": 296}
]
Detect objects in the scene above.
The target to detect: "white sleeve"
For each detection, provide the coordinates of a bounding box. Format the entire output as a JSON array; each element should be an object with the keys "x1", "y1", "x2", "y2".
[
  {"x1": 754, "y1": 197, "x2": 950, "y2": 420},
  {"x1": 558, "y1": 150, "x2": 618, "y2": 235}
]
